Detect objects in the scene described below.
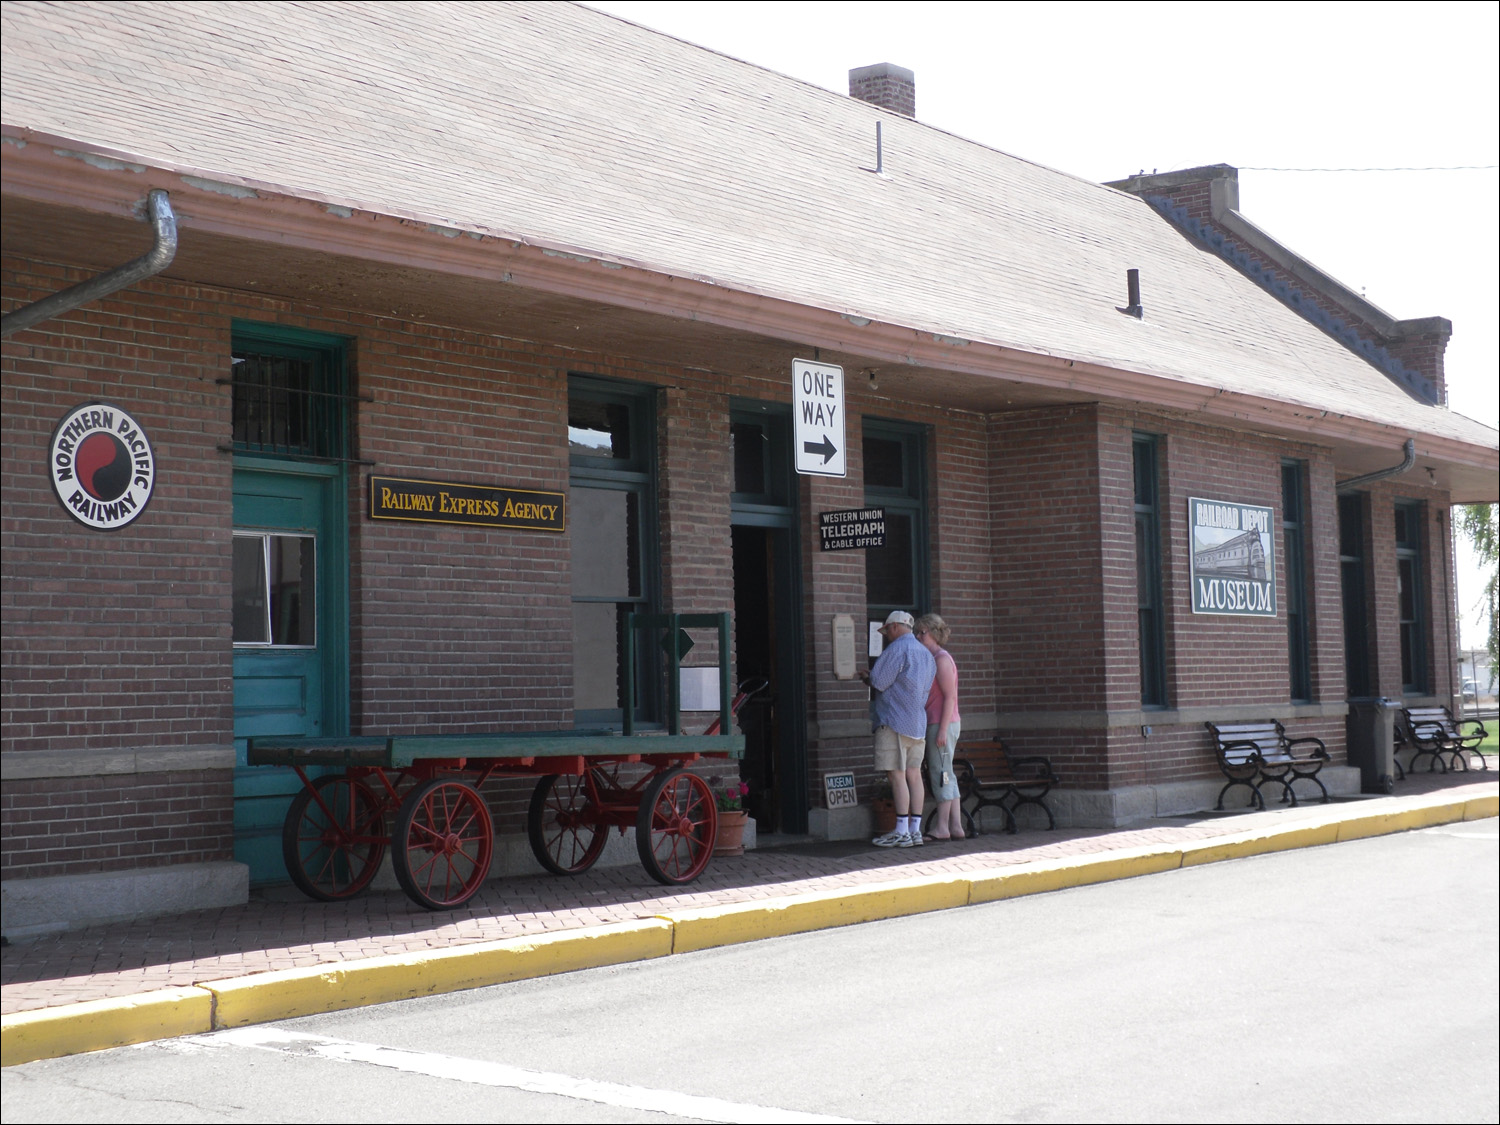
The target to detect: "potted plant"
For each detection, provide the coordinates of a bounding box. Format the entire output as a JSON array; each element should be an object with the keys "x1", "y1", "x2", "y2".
[
  {"x1": 710, "y1": 776, "x2": 752, "y2": 856},
  {"x1": 870, "y1": 774, "x2": 897, "y2": 834}
]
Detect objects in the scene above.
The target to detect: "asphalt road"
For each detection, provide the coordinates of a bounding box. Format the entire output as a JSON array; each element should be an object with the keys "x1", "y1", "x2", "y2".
[{"x1": 4, "y1": 820, "x2": 1496, "y2": 1124}]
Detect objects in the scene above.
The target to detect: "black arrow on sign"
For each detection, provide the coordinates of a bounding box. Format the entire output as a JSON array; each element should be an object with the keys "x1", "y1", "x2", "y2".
[{"x1": 803, "y1": 436, "x2": 838, "y2": 464}]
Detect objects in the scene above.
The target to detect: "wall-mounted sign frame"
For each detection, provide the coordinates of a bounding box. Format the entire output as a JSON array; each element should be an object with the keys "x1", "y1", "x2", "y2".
[
  {"x1": 793, "y1": 358, "x2": 847, "y2": 477},
  {"x1": 48, "y1": 402, "x2": 156, "y2": 531},
  {"x1": 818, "y1": 507, "x2": 886, "y2": 551},
  {"x1": 1188, "y1": 496, "x2": 1276, "y2": 616},
  {"x1": 369, "y1": 475, "x2": 565, "y2": 532}
]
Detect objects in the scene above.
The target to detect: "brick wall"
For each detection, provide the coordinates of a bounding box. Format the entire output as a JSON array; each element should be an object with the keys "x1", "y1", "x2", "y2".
[
  {"x1": 2, "y1": 260, "x2": 233, "y2": 757},
  {"x1": 0, "y1": 770, "x2": 233, "y2": 879},
  {"x1": 2, "y1": 244, "x2": 1465, "y2": 882}
]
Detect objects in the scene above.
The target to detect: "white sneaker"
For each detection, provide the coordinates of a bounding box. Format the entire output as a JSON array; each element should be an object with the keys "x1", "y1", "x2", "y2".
[
  {"x1": 900, "y1": 832, "x2": 922, "y2": 847},
  {"x1": 872, "y1": 831, "x2": 906, "y2": 848}
]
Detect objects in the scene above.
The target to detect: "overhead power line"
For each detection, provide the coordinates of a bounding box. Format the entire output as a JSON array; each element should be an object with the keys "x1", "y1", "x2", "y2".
[{"x1": 1240, "y1": 164, "x2": 1497, "y2": 173}]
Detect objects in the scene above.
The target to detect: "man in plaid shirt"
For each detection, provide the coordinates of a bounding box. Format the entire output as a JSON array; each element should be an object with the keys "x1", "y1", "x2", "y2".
[{"x1": 860, "y1": 610, "x2": 936, "y2": 848}]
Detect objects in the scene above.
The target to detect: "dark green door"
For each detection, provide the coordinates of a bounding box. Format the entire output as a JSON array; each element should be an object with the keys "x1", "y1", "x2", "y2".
[{"x1": 232, "y1": 460, "x2": 347, "y2": 884}]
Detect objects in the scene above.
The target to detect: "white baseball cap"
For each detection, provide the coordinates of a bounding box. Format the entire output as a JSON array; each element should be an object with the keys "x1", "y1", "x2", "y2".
[{"x1": 882, "y1": 610, "x2": 915, "y2": 629}]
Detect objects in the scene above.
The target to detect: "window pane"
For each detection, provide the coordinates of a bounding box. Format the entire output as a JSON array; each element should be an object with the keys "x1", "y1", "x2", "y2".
[
  {"x1": 570, "y1": 488, "x2": 639, "y2": 598},
  {"x1": 1338, "y1": 495, "x2": 1363, "y2": 559},
  {"x1": 232, "y1": 352, "x2": 316, "y2": 454},
  {"x1": 731, "y1": 422, "x2": 767, "y2": 495},
  {"x1": 573, "y1": 601, "x2": 621, "y2": 712},
  {"x1": 866, "y1": 512, "x2": 914, "y2": 606},
  {"x1": 1398, "y1": 557, "x2": 1416, "y2": 620},
  {"x1": 268, "y1": 535, "x2": 315, "y2": 646},
  {"x1": 232, "y1": 536, "x2": 269, "y2": 643},
  {"x1": 1133, "y1": 441, "x2": 1155, "y2": 507},
  {"x1": 864, "y1": 437, "x2": 905, "y2": 490},
  {"x1": 568, "y1": 399, "x2": 632, "y2": 460}
]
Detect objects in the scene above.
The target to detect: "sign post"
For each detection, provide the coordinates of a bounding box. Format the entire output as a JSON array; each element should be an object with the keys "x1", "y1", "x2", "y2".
[{"x1": 793, "y1": 358, "x2": 846, "y2": 478}]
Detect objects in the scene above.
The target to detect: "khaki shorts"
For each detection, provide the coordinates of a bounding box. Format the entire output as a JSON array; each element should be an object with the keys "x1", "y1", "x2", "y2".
[{"x1": 874, "y1": 725, "x2": 927, "y2": 771}]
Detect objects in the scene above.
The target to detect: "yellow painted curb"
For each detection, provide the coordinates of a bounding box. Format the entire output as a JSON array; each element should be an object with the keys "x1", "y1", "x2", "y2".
[
  {"x1": 1, "y1": 986, "x2": 212, "y2": 1067},
  {"x1": 662, "y1": 875, "x2": 971, "y2": 954},
  {"x1": 1179, "y1": 820, "x2": 1341, "y2": 866},
  {"x1": 967, "y1": 845, "x2": 1182, "y2": 905},
  {"x1": 1336, "y1": 800, "x2": 1466, "y2": 842},
  {"x1": 207, "y1": 918, "x2": 673, "y2": 1028},
  {"x1": 1463, "y1": 793, "x2": 1498, "y2": 820}
]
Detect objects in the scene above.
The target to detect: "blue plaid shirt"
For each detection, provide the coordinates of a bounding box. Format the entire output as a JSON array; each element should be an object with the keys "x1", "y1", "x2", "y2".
[{"x1": 869, "y1": 631, "x2": 936, "y2": 740}]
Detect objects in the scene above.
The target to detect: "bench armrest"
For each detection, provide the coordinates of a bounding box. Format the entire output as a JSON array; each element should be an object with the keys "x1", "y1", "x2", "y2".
[
  {"x1": 1008, "y1": 754, "x2": 1057, "y2": 776},
  {"x1": 1284, "y1": 736, "x2": 1329, "y2": 760}
]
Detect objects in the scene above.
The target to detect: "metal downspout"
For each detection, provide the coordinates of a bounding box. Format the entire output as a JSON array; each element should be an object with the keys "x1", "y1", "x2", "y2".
[
  {"x1": 1, "y1": 189, "x2": 177, "y2": 338},
  {"x1": 1336, "y1": 438, "x2": 1416, "y2": 493}
]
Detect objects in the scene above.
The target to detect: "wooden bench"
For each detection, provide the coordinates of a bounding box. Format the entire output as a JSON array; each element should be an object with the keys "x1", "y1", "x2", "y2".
[
  {"x1": 1400, "y1": 706, "x2": 1489, "y2": 774},
  {"x1": 1205, "y1": 720, "x2": 1331, "y2": 809},
  {"x1": 953, "y1": 740, "x2": 1058, "y2": 834}
]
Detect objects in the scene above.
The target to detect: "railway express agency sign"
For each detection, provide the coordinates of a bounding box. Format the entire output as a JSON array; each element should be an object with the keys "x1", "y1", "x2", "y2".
[
  {"x1": 1189, "y1": 496, "x2": 1276, "y2": 617},
  {"x1": 48, "y1": 402, "x2": 156, "y2": 531},
  {"x1": 369, "y1": 475, "x2": 565, "y2": 532}
]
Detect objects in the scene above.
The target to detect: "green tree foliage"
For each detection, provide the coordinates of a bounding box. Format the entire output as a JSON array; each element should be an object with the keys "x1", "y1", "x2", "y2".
[{"x1": 1459, "y1": 502, "x2": 1498, "y2": 671}]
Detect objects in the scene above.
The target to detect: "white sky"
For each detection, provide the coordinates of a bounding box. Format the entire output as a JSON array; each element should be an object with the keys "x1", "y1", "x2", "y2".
[{"x1": 588, "y1": 0, "x2": 1499, "y2": 647}]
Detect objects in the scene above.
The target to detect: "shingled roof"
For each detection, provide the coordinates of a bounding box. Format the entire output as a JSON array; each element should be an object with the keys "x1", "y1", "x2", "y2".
[{"x1": 3, "y1": 1, "x2": 1495, "y2": 459}]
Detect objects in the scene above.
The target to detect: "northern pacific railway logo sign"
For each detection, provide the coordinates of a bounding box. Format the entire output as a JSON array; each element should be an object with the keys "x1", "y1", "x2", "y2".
[{"x1": 48, "y1": 402, "x2": 157, "y2": 531}]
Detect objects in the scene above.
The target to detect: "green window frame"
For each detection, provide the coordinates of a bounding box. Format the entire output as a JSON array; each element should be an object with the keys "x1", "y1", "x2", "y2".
[
  {"x1": 1394, "y1": 500, "x2": 1426, "y2": 694},
  {"x1": 1134, "y1": 434, "x2": 1167, "y2": 708},
  {"x1": 1338, "y1": 493, "x2": 1372, "y2": 698},
  {"x1": 1282, "y1": 461, "x2": 1311, "y2": 702},
  {"x1": 568, "y1": 375, "x2": 661, "y2": 727},
  {"x1": 229, "y1": 321, "x2": 351, "y2": 462},
  {"x1": 862, "y1": 419, "x2": 929, "y2": 625}
]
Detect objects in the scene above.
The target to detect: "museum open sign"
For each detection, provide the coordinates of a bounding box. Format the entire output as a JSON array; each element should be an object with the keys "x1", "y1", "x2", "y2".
[
  {"x1": 1188, "y1": 496, "x2": 1276, "y2": 617},
  {"x1": 369, "y1": 475, "x2": 565, "y2": 531}
]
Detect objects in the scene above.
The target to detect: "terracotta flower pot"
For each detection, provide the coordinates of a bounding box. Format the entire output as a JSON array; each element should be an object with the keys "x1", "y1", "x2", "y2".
[
  {"x1": 872, "y1": 797, "x2": 897, "y2": 833},
  {"x1": 714, "y1": 809, "x2": 750, "y2": 856}
]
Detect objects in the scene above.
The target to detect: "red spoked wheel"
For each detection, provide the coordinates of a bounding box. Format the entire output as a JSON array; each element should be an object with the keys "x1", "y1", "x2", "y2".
[
  {"x1": 281, "y1": 774, "x2": 387, "y2": 902},
  {"x1": 635, "y1": 768, "x2": 717, "y2": 885},
  {"x1": 391, "y1": 777, "x2": 494, "y2": 910},
  {"x1": 528, "y1": 773, "x2": 607, "y2": 875}
]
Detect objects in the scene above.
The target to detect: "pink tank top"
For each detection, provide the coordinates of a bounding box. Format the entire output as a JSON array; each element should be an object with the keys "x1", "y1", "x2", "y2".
[{"x1": 924, "y1": 649, "x2": 960, "y2": 725}]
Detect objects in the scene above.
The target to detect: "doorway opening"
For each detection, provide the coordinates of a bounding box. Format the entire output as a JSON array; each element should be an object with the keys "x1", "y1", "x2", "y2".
[{"x1": 729, "y1": 404, "x2": 806, "y2": 834}]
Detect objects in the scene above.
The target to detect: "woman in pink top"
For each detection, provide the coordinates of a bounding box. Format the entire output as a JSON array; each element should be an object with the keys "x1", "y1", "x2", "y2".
[{"x1": 914, "y1": 613, "x2": 964, "y2": 840}]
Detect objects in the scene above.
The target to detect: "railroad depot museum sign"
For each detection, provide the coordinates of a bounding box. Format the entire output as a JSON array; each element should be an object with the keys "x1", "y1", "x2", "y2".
[
  {"x1": 1189, "y1": 496, "x2": 1276, "y2": 616},
  {"x1": 48, "y1": 402, "x2": 157, "y2": 531},
  {"x1": 819, "y1": 507, "x2": 886, "y2": 551},
  {"x1": 369, "y1": 475, "x2": 565, "y2": 532}
]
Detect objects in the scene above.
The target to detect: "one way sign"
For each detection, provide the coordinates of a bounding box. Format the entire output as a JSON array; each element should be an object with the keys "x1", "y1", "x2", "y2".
[{"x1": 792, "y1": 358, "x2": 847, "y2": 478}]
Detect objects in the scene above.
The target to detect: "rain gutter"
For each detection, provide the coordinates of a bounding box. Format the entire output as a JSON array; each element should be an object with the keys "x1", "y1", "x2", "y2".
[
  {"x1": 1336, "y1": 438, "x2": 1416, "y2": 493},
  {"x1": 1, "y1": 188, "x2": 176, "y2": 338}
]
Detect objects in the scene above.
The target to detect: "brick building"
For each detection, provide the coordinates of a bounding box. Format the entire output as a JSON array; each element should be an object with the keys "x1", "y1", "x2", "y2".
[{"x1": 3, "y1": 2, "x2": 1495, "y2": 934}]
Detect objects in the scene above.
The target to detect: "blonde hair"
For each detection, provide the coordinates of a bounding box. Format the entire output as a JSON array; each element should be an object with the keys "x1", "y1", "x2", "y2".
[{"x1": 914, "y1": 613, "x2": 950, "y2": 646}]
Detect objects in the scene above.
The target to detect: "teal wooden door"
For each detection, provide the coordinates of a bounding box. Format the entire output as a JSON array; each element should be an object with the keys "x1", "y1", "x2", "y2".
[{"x1": 232, "y1": 461, "x2": 347, "y2": 884}]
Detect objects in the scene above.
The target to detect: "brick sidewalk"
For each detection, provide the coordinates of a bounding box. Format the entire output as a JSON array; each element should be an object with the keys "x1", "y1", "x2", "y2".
[{"x1": 4, "y1": 767, "x2": 1494, "y2": 1016}]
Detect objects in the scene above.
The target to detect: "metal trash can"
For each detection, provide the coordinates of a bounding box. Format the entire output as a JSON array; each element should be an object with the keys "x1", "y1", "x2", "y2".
[{"x1": 1347, "y1": 697, "x2": 1399, "y2": 794}]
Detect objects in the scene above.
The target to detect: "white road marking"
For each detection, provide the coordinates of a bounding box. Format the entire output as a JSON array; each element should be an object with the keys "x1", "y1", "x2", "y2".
[{"x1": 172, "y1": 1027, "x2": 865, "y2": 1124}]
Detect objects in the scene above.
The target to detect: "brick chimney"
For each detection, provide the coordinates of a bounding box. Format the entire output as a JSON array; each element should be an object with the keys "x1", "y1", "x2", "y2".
[
  {"x1": 849, "y1": 63, "x2": 915, "y2": 118},
  {"x1": 1109, "y1": 164, "x2": 1450, "y2": 405}
]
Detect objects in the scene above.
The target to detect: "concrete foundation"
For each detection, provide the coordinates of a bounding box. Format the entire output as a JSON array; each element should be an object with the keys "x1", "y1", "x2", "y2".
[{"x1": 2, "y1": 861, "x2": 249, "y2": 940}]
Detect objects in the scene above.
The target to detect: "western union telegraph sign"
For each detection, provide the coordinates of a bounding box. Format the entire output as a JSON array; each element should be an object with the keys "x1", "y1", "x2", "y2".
[{"x1": 369, "y1": 475, "x2": 565, "y2": 532}]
